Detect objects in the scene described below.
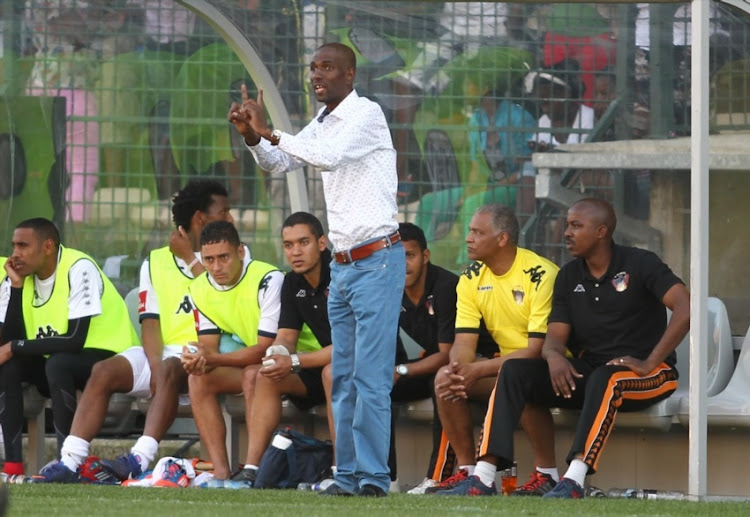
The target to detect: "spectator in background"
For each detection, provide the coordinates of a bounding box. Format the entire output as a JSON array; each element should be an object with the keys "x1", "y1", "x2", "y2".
[
  {"x1": 23, "y1": 0, "x2": 110, "y2": 222},
  {"x1": 528, "y1": 59, "x2": 594, "y2": 151},
  {"x1": 455, "y1": 88, "x2": 538, "y2": 266},
  {"x1": 126, "y1": 0, "x2": 199, "y2": 199}
]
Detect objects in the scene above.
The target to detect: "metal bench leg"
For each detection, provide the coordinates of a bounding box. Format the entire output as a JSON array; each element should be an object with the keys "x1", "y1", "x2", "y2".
[{"x1": 26, "y1": 411, "x2": 46, "y2": 474}]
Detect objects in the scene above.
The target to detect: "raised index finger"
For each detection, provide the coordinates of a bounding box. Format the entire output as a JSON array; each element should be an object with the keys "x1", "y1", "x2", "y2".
[
  {"x1": 257, "y1": 88, "x2": 264, "y2": 108},
  {"x1": 241, "y1": 84, "x2": 249, "y2": 103}
]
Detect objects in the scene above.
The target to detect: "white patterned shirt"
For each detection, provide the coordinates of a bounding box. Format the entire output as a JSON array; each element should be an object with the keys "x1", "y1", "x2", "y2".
[{"x1": 249, "y1": 90, "x2": 398, "y2": 252}]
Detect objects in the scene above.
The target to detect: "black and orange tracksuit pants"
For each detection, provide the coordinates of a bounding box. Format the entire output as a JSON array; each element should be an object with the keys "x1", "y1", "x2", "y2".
[{"x1": 477, "y1": 357, "x2": 678, "y2": 474}]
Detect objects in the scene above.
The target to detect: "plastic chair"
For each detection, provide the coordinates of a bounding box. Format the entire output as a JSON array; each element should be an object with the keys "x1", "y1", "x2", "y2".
[{"x1": 696, "y1": 319, "x2": 750, "y2": 427}]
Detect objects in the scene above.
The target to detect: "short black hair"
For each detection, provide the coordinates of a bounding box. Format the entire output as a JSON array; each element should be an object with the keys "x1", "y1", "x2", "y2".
[
  {"x1": 200, "y1": 221, "x2": 240, "y2": 248},
  {"x1": 398, "y1": 222, "x2": 427, "y2": 251},
  {"x1": 16, "y1": 217, "x2": 61, "y2": 248},
  {"x1": 171, "y1": 179, "x2": 229, "y2": 231},
  {"x1": 282, "y1": 212, "x2": 324, "y2": 240}
]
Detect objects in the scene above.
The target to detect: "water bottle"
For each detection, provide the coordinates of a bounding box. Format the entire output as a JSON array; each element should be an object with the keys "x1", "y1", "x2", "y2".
[
  {"x1": 500, "y1": 461, "x2": 517, "y2": 496},
  {"x1": 0, "y1": 473, "x2": 32, "y2": 484},
  {"x1": 627, "y1": 489, "x2": 685, "y2": 500},
  {"x1": 297, "y1": 478, "x2": 334, "y2": 492},
  {"x1": 607, "y1": 487, "x2": 684, "y2": 500},
  {"x1": 607, "y1": 487, "x2": 631, "y2": 498}
]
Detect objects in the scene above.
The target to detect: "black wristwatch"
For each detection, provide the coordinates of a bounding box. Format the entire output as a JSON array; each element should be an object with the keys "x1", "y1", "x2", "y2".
[{"x1": 290, "y1": 353, "x2": 302, "y2": 374}]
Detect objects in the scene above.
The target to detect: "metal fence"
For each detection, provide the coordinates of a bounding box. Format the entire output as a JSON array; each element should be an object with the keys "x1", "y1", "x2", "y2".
[{"x1": 0, "y1": 1, "x2": 748, "y2": 289}]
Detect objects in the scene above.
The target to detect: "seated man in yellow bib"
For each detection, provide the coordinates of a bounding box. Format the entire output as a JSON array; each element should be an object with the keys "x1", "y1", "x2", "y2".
[{"x1": 0, "y1": 218, "x2": 136, "y2": 477}]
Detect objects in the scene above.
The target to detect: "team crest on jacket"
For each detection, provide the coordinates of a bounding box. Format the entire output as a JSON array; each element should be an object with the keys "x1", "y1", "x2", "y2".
[
  {"x1": 512, "y1": 285, "x2": 525, "y2": 305},
  {"x1": 612, "y1": 271, "x2": 630, "y2": 292}
]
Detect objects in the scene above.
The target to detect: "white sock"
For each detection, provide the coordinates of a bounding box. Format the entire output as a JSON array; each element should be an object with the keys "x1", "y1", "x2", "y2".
[
  {"x1": 131, "y1": 436, "x2": 159, "y2": 471},
  {"x1": 331, "y1": 465, "x2": 337, "y2": 475},
  {"x1": 473, "y1": 461, "x2": 497, "y2": 487},
  {"x1": 459, "y1": 464, "x2": 475, "y2": 476},
  {"x1": 563, "y1": 459, "x2": 588, "y2": 487},
  {"x1": 60, "y1": 435, "x2": 90, "y2": 471},
  {"x1": 537, "y1": 466, "x2": 560, "y2": 482},
  {"x1": 242, "y1": 464, "x2": 258, "y2": 471}
]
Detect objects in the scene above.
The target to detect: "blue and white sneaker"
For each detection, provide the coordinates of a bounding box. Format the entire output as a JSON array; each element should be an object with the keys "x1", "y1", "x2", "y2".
[
  {"x1": 434, "y1": 475, "x2": 497, "y2": 496},
  {"x1": 100, "y1": 453, "x2": 143, "y2": 482},
  {"x1": 201, "y1": 478, "x2": 252, "y2": 489},
  {"x1": 32, "y1": 461, "x2": 79, "y2": 483},
  {"x1": 542, "y1": 477, "x2": 585, "y2": 499}
]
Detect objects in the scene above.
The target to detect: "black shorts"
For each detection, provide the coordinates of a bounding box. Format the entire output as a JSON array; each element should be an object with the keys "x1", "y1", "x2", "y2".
[{"x1": 286, "y1": 367, "x2": 327, "y2": 411}]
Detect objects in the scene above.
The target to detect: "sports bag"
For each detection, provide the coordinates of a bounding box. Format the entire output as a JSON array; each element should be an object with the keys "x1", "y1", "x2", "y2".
[{"x1": 254, "y1": 427, "x2": 333, "y2": 489}]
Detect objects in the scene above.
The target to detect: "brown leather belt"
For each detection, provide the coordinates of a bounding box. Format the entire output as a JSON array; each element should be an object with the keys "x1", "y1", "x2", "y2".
[{"x1": 333, "y1": 231, "x2": 401, "y2": 264}]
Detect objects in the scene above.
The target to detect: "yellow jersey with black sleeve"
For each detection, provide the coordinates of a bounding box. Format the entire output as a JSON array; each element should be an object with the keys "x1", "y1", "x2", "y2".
[
  {"x1": 189, "y1": 258, "x2": 278, "y2": 347},
  {"x1": 456, "y1": 247, "x2": 559, "y2": 356},
  {"x1": 21, "y1": 246, "x2": 138, "y2": 353},
  {"x1": 297, "y1": 323, "x2": 322, "y2": 353},
  {"x1": 147, "y1": 246, "x2": 199, "y2": 345}
]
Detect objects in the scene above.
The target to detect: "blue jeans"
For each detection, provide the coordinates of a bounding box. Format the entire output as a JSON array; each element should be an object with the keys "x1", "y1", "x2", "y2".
[{"x1": 328, "y1": 239, "x2": 405, "y2": 492}]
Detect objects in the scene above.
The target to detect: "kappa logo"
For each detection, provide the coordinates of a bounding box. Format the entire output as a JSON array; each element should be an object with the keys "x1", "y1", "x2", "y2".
[
  {"x1": 175, "y1": 295, "x2": 192, "y2": 315},
  {"x1": 36, "y1": 325, "x2": 60, "y2": 339},
  {"x1": 573, "y1": 284, "x2": 586, "y2": 293},
  {"x1": 296, "y1": 289, "x2": 307, "y2": 298}
]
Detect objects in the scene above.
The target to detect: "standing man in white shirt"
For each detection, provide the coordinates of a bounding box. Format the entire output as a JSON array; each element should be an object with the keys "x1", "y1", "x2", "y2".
[{"x1": 228, "y1": 42, "x2": 405, "y2": 497}]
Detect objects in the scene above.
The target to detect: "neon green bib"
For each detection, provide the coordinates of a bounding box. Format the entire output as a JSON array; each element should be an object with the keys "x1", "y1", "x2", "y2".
[
  {"x1": 22, "y1": 246, "x2": 137, "y2": 353},
  {"x1": 296, "y1": 323, "x2": 321, "y2": 353},
  {"x1": 189, "y1": 259, "x2": 278, "y2": 347},
  {"x1": 148, "y1": 247, "x2": 199, "y2": 345}
]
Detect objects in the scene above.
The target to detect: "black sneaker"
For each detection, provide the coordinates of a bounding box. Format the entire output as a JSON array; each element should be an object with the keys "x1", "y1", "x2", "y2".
[
  {"x1": 511, "y1": 471, "x2": 557, "y2": 497},
  {"x1": 358, "y1": 484, "x2": 387, "y2": 497},
  {"x1": 230, "y1": 467, "x2": 257, "y2": 486}
]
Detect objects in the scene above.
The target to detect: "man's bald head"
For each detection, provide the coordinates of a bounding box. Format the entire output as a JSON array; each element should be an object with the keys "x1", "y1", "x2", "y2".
[
  {"x1": 317, "y1": 42, "x2": 356, "y2": 72},
  {"x1": 571, "y1": 198, "x2": 617, "y2": 237}
]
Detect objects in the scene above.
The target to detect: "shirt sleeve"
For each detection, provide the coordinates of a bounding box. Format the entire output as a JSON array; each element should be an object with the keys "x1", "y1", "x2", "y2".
[
  {"x1": 278, "y1": 102, "x2": 390, "y2": 172},
  {"x1": 256, "y1": 270, "x2": 284, "y2": 338},
  {"x1": 277, "y1": 274, "x2": 304, "y2": 332},
  {"x1": 455, "y1": 271, "x2": 482, "y2": 333},
  {"x1": 548, "y1": 268, "x2": 571, "y2": 325},
  {"x1": 434, "y1": 275, "x2": 458, "y2": 344},
  {"x1": 640, "y1": 250, "x2": 683, "y2": 301},
  {"x1": 526, "y1": 265, "x2": 557, "y2": 337},
  {"x1": 138, "y1": 257, "x2": 160, "y2": 321},
  {"x1": 248, "y1": 122, "x2": 316, "y2": 175},
  {"x1": 191, "y1": 294, "x2": 219, "y2": 335},
  {"x1": 0, "y1": 277, "x2": 10, "y2": 326},
  {"x1": 67, "y1": 259, "x2": 104, "y2": 320}
]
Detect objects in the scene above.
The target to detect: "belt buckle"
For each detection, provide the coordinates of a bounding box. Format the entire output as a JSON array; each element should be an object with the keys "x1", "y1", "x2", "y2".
[{"x1": 339, "y1": 249, "x2": 352, "y2": 264}]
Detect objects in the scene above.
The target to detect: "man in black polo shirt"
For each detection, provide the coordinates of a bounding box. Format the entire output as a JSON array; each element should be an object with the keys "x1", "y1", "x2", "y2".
[
  {"x1": 231, "y1": 212, "x2": 333, "y2": 484},
  {"x1": 392, "y1": 223, "x2": 498, "y2": 494},
  {"x1": 442, "y1": 198, "x2": 690, "y2": 498}
]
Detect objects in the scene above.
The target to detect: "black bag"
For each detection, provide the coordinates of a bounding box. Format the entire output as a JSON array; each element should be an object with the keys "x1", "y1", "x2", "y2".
[{"x1": 254, "y1": 428, "x2": 333, "y2": 489}]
